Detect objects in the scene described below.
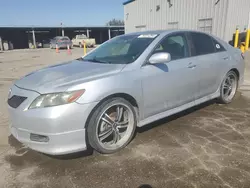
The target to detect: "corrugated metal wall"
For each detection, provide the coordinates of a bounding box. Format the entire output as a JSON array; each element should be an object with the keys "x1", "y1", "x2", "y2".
[
  {"x1": 225, "y1": 0, "x2": 250, "y2": 42},
  {"x1": 124, "y1": 0, "x2": 250, "y2": 42}
]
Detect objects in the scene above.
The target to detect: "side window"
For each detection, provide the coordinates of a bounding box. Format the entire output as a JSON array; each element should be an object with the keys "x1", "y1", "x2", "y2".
[
  {"x1": 190, "y1": 32, "x2": 215, "y2": 56},
  {"x1": 212, "y1": 38, "x2": 226, "y2": 52},
  {"x1": 153, "y1": 33, "x2": 189, "y2": 60}
]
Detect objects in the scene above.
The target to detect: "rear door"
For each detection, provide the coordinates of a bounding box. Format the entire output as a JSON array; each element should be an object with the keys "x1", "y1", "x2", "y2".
[{"x1": 187, "y1": 32, "x2": 228, "y2": 100}]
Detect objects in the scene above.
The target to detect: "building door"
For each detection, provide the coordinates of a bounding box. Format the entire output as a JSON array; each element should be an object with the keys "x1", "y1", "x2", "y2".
[
  {"x1": 198, "y1": 18, "x2": 213, "y2": 34},
  {"x1": 168, "y1": 22, "x2": 179, "y2": 29}
]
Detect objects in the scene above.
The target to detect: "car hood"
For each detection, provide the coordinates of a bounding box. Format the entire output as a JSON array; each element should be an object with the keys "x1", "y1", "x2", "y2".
[{"x1": 14, "y1": 60, "x2": 126, "y2": 93}]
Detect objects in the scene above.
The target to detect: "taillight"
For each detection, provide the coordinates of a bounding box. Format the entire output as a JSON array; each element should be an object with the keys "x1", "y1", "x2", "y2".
[
  {"x1": 58, "y1": 40, "x2": 62, "y2": 42},
  {"x1": 241, "y1": 53, "x2": 245, "y2": 59}
]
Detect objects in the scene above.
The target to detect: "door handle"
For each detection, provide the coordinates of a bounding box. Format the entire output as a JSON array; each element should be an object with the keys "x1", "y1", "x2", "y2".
[
  {"x1": 188, "y1": 63, "x2": 196, "y2": 68},
  {"x1": 223, "y1": 57, "x2": 229, "y2": 60}
]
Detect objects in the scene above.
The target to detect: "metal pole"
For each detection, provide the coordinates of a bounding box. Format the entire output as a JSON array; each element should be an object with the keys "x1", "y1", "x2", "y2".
[
  {"x1": 0, "y1": 36, "x2": 3, "y2": 51},
  {"x1": 87, "y1": 29, "x2": 89, "y2": 38},
  {"x1": 245, "y1": 29, "x2": 250, "y2": 51},
  {"x1": 234, "y1": 28, "x2": 239, "y2": 48},
  {"x1": 108, "y1": 28, "x2": 111, "y2": 40},
  {"x1": 32, "y1": 29, "x2": 36, "y2": 48},
  {"x1": 62, "y1": 28, "x2": 65, "y2": 36},
  {"x1": 100, "y1": 31, "x2": 102, "y2": 44},
  {"x1": 83, "y1": 41, "x2": 87, "y2": 55}
]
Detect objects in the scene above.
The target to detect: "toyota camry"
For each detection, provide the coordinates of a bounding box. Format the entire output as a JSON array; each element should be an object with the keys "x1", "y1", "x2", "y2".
[{"x1": 8, "y1": 30, "x2": 245, "y2": 155}]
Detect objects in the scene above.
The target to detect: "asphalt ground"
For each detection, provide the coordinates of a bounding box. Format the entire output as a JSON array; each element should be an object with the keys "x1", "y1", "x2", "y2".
[{"x1": 0, "y1": 48, "x2": 250, "y2": 188}]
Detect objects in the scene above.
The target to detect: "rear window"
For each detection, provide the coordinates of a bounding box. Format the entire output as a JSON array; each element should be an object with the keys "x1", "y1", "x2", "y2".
[
  {"x1": 55, "y1": 37, "x2": 69, "y2": 41},
  {"x1": 61, "y1": 37, "x2": 70, "y2": 41},
  {"x1": 190, "y1": 32, "x2": 215, "y2": 56},
  {"x1": 78, "y1": 35, "x2": 88, "y2": 39}
]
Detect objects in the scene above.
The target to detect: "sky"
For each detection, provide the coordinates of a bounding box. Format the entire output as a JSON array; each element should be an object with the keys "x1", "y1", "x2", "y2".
[{"x1": 0, "y1": 0, "x2": 125, "y2": 26}]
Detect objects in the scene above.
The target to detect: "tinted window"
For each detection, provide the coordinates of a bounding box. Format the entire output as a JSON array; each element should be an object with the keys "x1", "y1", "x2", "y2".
[
  {"x1": 190, "y1": 32, "x2": 215, "y2": 56},
  {"x1": 61, "y1": 37, "x2": 70, "y2": 41},
  {"x1": 212, "y1": 38, "x2": 226, "y2": 52},
  {"x1": 153, "y1": 33, "x2": 189, "y2": 60}
]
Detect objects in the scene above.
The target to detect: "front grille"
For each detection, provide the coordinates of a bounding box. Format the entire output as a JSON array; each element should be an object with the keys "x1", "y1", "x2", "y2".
[{"x1": 8, "y1": 95, "x2": 27, "y2": 108}]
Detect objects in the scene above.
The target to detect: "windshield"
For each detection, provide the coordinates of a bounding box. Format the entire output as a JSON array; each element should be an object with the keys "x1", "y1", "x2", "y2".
[{"x1": 81, "y1": 34, "x2": 158, "y2": 64}]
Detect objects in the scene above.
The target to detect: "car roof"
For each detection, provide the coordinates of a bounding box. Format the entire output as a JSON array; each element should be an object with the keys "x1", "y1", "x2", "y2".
[
  {"x1": 125, "y1": 29, "x2": 174, "y2": 36},
  {"x1": 124, "y1": 29, "x2": 215, "y2": 36},
  {"x1": 55, "y1": 36, "x2": 69, "y2": 38}
]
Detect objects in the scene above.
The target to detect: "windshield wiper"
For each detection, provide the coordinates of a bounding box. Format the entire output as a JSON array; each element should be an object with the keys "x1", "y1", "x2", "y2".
[{"x1": 81, "y1": 57, "x2": 111, "y2": 64}]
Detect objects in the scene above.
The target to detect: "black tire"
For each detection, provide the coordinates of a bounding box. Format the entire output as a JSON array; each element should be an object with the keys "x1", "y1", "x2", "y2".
[
  {"x1": 217, "y1": 71, "x2": 238, "y2": 104},
  {"x1": 87, "y1": 97, "x2": 137, "y2": 154},
  {"x1": 79, "y1": 43, "x2": 82, "y2": 48}
]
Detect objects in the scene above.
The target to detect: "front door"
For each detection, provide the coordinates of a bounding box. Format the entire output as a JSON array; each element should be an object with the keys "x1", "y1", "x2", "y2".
[{"x1": 141, "y1": 32, "x2": 199, "y2": 119}]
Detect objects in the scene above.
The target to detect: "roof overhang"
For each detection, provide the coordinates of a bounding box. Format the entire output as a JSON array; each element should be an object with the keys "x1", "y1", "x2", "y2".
[
  {"x1": 0, "y1": 25, "x2": 124, "y2": 29},
  {"x1": 123, "y1": 0, "x2": 135, "y2": 5}
]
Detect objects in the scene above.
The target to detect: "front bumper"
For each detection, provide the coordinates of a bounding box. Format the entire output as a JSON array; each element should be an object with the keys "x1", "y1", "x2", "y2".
[{"x1": 8, "y1": 85, "x2": 98, "y2": 155}]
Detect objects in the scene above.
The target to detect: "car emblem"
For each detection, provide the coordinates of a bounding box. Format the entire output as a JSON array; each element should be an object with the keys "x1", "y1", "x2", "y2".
[{"x1": 8, "y1": 88, "x2": 12, "y2": 99}]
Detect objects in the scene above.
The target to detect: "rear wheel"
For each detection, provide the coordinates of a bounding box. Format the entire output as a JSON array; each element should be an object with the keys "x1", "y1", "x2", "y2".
[
  {"x1": 87, "y1": 98, "x2": 137, "y2": 154},
  {"x1": 79, "y1": 43, "x2": 82, "y2": 48},
  {"x1": 218, "y1": 71, "x2": 238, "y2": 104}
]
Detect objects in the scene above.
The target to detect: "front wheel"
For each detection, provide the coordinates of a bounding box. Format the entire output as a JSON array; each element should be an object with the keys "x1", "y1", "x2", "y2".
[
  {"x1": 218, "y1": 71, "x2": 238, "y2": 104},
  {"x1": 87, "y1": 98, "x2": 137, "y2": 154}
]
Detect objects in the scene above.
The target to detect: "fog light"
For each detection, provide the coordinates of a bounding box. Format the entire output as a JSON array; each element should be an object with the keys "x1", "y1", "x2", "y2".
[{"x1": 30, "y1": 133, "x2": 49, "y2": 142}]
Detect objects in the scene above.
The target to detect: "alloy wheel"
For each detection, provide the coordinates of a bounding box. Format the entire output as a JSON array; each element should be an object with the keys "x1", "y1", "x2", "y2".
[
  {"x1": 222, "y1": 72, "x2": 237, "y2": 102},
  {"x1": 96, "y1": 103, "x2": 134, "y2": 150}
]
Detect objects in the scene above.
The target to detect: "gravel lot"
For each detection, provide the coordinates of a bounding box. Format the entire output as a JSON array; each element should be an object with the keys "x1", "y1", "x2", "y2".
[{"x1": 0, "y1": 48, "x2": 250, "y2": 188}]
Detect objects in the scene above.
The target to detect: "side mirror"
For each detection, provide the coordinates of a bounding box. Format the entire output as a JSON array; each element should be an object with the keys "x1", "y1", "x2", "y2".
[{"x1": 148, "y1": 52, "x2": 171, "y2": 64}]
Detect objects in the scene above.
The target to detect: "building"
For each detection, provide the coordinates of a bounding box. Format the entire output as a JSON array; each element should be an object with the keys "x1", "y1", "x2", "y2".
[
  {"x1": 0, "y1": 26, "x2": 124, "y2": 50},
  {"x1": 123, "y1": 0, "x2": 250, "y2": 42}
]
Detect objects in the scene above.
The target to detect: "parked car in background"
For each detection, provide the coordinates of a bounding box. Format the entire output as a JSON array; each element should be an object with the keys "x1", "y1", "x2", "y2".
[
  {"x1": 50, "y1": 36, "x2": 72, "y2": 49},
  {"x1": 8, "y1": 30, "x2": 244, "y2": 155},
  {"x1": 42, "y1": 39, "x2": 51, "y2": 48},
  {"x1": 72, "y1": 34, "x2": 96, "y2": 48}
]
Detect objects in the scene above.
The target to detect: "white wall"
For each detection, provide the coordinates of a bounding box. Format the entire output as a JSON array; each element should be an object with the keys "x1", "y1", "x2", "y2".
[
  {"x1": 124, "y1": 0, "x2": 250, "y2": 42},
  {"x1": 249, "y1": 11, "x2": 250, "y2": 28},
  {"x1": 225, "y1": 0, "x2": 250, "y2": 42}
]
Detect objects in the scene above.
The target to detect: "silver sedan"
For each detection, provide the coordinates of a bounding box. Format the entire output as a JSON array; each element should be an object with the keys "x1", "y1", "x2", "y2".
[
  {"x1": 50, "y1": 36, "x2": 72, "y2": 49},
  {"x1": 8, "y1": 30, "x2": 244, "y2": 155}
]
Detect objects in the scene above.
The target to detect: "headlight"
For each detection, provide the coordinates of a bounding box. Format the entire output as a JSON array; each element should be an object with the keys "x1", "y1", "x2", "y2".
[{"x1": 29, "y1": 89, "x2": 85, "y2": 109}]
